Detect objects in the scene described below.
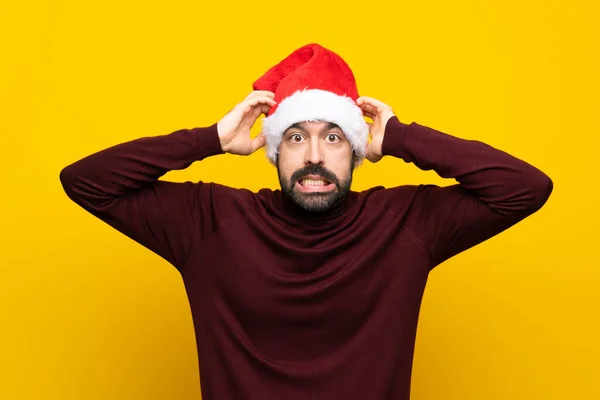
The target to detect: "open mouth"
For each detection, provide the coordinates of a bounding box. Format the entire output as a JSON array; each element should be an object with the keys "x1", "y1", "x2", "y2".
[
  {"x1": 295, "y1": 175, "x2": 336, "y2": 193},
  {"x1": 299, "y1": 178, "x2": 331, "y2": 187}
]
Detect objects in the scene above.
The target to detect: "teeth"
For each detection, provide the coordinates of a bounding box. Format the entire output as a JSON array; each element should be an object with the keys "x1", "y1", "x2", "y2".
[{"x1": 301, "y1": 179, "x2": 327, "y2": 186}]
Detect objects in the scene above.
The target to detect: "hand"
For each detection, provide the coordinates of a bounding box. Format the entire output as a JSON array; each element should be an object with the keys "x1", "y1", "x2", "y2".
[
  {"x1": 357, "y1": 96, "x2": 396, "y2": 163},
  {"x1": 217, "y1": 91, "x2": 277, "y2": 155}
]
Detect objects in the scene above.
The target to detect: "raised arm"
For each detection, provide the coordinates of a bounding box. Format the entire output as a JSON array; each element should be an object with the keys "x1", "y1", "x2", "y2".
[
  {"x1": 358, "y1": 96, "x2": 553, "y2": 268},
  {"x1": 60, "y1": 91, "x2": 276, "y2": 269}
]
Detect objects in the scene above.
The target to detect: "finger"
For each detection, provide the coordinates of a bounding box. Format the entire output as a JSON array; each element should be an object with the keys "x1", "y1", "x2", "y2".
[
  {"x1": 258, "y1": 104, "x2": 271, "y2": 116},
  {"x1": 363, "y1": 111, "x2": 376, "y2": 120},
  {"x1": 238, "y1": 107, "x2": 260, "y2": 131},
  {"x1": 243, "y1": 104, "x2": 269, "y2": 128},
  {"x1": 362, "y1": 100, "x2": 383, "y2": 112},
  {"x1": 357, "y1": 96, "x2": 375, "y2": 106},
  {"x1": 365, "y1": 146, "x2": 381, "y2": 163},
  {"x1": 365, "y1": 145, "x2": 375, "y2": 162},
  {"x1": 245, "y1": 96, "x2": 277, "y2": 108},
  {"x1": 358, "y1": 96, "x2": 389, "y2": 113},
  {"x1": 246, "y1": 90, "x2": 276, "y2": 100},
  {"x1": 366, "y1": 122, "x2": 375, "y2": 137},
  {"x1": 359, "y1": 103, "x2": 377, "y2": 118},
  {"x1": 239, "y1": 96, "x2": 276, "y2": 114},
  {"x1": 358, "y1": 96, "x2": 383, "y2": 106},
  {"x1": 250, "y1": 132, "x2": 267, "y2": 153},
  {"x1": 358, "y1": 102, "x2": 376, "y2": 112},
  {"x1": 252, "y1": 105, "x2": 262, "y2": 119}
]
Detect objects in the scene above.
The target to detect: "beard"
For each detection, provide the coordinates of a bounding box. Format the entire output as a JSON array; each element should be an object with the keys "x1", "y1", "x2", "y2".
[{"x1": 277, "y1": 159, "x2": 354, "y2": 213}]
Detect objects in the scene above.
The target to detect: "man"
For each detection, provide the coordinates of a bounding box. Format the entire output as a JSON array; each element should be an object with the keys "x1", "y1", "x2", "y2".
[{"x1": 60, "y1": 43, "x2": 553, "y2": 399}]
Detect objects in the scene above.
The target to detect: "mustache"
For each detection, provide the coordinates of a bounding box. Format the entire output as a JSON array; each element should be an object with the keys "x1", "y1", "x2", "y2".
[{"x1": 290, "y1": 164, "x2": 341, "y2": 187}]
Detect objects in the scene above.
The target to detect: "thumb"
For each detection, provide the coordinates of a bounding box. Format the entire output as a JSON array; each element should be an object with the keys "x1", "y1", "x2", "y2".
[
  {"x1": 366, "y1": 149, "x2": 378, "y2": 163},
  {"x1": 250, "y1": 132, "x2": 267, "y2": 154}
]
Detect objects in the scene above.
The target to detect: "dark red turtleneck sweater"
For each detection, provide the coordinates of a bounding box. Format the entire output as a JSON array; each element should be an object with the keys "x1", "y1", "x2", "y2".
[{"x1": 60, "y1": 117, "x2": 552, "y2": 399}]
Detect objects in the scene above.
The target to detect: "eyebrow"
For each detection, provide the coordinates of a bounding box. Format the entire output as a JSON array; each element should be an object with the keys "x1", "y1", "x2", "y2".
[{"x1": 285, "y1": 121, "x2": 341, "y2": 134}]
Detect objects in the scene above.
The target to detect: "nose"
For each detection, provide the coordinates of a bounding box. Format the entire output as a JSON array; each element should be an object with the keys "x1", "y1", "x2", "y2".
[{"x1": 304, "y1": 139, "x2": 324, "y2": 165}]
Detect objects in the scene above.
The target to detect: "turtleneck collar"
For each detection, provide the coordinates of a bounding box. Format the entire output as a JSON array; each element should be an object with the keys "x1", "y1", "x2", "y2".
[{"x1": 276, "y1": 189, "x2": 355, "y2": 224}]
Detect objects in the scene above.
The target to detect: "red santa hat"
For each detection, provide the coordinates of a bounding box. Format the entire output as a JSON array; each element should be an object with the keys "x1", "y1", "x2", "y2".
[{"x1": 253, "y1": 43, "x2": 369, "y2": 164}]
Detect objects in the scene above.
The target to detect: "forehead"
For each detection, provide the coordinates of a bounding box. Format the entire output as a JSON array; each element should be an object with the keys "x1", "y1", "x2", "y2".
[{"x1": 285, "y1": 121, "x2": 343, "y2": 133}]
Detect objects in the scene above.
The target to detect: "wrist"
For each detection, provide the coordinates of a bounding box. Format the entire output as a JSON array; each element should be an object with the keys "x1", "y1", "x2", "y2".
[
  {"x1": 194, "y1": 123, "x2": 226, "y2": 159},
  {"x1": 219, "y1": 139, "x2": 231, "y2": 154},
  {"x1": 381, "y1": 116, "x2": 410, "y2": 158},
  {"x1": 216, "y1": 121, "x2": 227, "y2": 153}
]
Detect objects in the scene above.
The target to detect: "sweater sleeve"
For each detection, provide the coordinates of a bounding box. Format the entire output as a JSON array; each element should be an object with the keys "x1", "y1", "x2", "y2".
[
  {"x1": 381, "y1": 116, "x2": 553, "y2": 269},
  {"x1": 59, "y1": 124, "x2": 234, "y2": 270}
]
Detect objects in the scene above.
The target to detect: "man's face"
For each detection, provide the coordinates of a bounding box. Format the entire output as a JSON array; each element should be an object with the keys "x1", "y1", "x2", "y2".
[{"x1": 276, "y1": 121, "x2": 355, "y2": 213}]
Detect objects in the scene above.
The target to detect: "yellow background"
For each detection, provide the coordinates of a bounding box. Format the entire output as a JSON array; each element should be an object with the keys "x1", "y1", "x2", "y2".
[{"x1": 1, "y1": 0, "x2": 598, "y2": 399}]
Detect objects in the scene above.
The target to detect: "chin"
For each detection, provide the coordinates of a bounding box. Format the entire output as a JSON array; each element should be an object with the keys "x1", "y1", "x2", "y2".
[{"x1": 291, "y1": 190, "x2": 341, "y2": 213}]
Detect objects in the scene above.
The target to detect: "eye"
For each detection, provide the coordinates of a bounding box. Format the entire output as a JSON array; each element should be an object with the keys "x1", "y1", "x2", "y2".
[
  {"x1": 325, "y1": 133, "x2": 341, "y2": 143},
  {"x1": 289, "y1": 133, "x2": 304, "y2": 143}
]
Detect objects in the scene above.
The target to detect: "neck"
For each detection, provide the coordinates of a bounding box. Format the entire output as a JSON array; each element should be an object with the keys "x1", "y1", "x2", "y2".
[{"x1": 280, "y1": 191, "x2": 352, "y2": 222}]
